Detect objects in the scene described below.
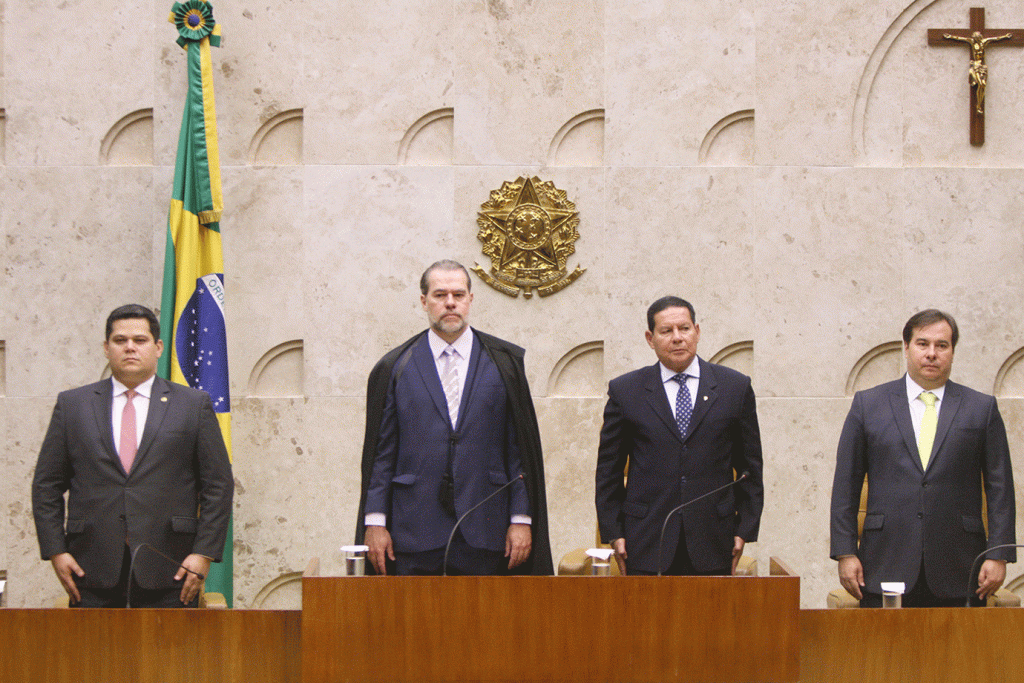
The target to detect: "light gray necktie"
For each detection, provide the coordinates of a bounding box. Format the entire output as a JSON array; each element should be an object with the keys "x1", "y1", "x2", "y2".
[{"x1": 440, "y1": 346, "x2": 461, "y2": 426}]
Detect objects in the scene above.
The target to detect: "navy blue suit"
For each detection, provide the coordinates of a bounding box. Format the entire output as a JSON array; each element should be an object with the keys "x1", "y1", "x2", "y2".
[
  {"x1": 596, "y1": 359, "x2": 763, "y2": 574},
  {"x1": 364, "y1": 332, "x2": 529, "y2": 555}
]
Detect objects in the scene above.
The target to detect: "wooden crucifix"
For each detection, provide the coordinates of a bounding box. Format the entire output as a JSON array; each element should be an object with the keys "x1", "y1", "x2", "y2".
[{"x1": 928, "y1": 8, "x2": 1024, "y2": 146}]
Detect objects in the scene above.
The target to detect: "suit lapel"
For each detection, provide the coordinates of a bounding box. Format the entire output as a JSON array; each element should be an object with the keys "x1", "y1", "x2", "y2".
[
  {"x1": 685, "y1": 359, "x2": 718, "y2": 440},
  {"x1": 133, "y1": 376, "x2": 172, "y2": 475},
  {"x1": 411, "y1": 335, "x2": 451, "y2": 425},
  {"x1": 928, "y1": 381, "x2": 963, "y2": 472},
  {"x1": 888, "y1": 378, "x2": 922, "y2": 473},
  {"x1": 643, "y1": 363, "x2": 683, "y2": 444},
  {"x1": 90, "y1": 379, "x2": 120, "y2": 468}
]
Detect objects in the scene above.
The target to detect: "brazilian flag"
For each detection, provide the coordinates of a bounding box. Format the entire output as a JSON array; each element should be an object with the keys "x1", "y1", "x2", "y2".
[{"x1": 159, "y1": 1, "x2": 233, "y2": 606}]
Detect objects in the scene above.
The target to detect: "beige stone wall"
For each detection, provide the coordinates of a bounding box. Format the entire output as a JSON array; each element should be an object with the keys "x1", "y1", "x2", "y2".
[{"x1": 3, "y1": 0, "x2": 1024, "y2": 608}]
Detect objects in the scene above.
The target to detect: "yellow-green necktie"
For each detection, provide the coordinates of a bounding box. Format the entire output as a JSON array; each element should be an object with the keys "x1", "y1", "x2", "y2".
[{"x1": 918, "y1": 391, "x2": 938, "y2": 468}]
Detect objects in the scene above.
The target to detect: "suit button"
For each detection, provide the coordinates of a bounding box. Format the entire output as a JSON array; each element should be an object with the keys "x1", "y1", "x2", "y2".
[
  {"x1": 119, "y1": 515, "x2": 126, "y2": 520},
  {"x1": 680, "y1": 476, "x2": 687, "y2": 483},
  {"x1": 917, "y1": 513, "x2": 923, "y2": 519}
]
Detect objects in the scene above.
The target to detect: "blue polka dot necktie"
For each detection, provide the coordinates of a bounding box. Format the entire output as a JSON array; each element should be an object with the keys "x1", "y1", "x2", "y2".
[{"x1": 672, "y1": 373, "x2": 692, "y2": 439}]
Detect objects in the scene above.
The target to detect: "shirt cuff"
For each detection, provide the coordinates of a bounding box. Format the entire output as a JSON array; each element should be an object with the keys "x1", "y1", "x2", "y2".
[
  {"x1": 365, "y1": 513, "x2": 387, "y2": 527},
  {"x1": 510, "y1": 515, "x2": 531, "y2": 525}
]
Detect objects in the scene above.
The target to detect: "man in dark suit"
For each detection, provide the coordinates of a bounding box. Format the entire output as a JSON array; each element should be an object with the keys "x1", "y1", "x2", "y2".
[
  {"x1": 356, "y1": 260, "x2": 552, "y2": 575},
  {"x1": 595, "y1": 296, "x2": 764, "y2": 576},
  {"x1": 831, "y1": 309, "x2": 1015, "y2": 607},
  {"x1": 32, "y1": 304, "x2": 233, "y2": 607}
]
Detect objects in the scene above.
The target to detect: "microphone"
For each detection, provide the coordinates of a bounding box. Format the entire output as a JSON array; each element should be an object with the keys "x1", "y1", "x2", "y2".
[
  {"x1": 965, "y1": 543, "x2": 1023, "y2": 606},
  {"x1": 656, "y1": 471, "x2": 749, "y2": 577},
  {"x1": 442, "y1": 473, "x2": 525, "y2": 576},
  {"x1": 127, "y1": 542, "x2": 205, "y2": 608}
]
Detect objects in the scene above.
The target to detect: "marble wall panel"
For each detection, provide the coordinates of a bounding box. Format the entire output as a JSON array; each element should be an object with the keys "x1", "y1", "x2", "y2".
[
  {"x1": 996, "y1": 398, "x2": 1024, "y2": 590},
  {"x1": 454, "y1": 167, "x2": 606, "y2": 395},
  {"x1": 4, "y1": 167, "x2": 156, "y2": 397},
  {"x1": 901, "y1": 1, "x2": 1024, "y2": 167},
  {"x1": 756, "y1": 0, "x2": 904, "y2": 167},
  {"x1": 230, "y1": 396, "x2": 320, "y2": 607},
  {"x1": 535, "y1": 397, "x2": 605, "y2": 567},
  {"x1": 606, "y1": 0, "x2": 754, "y2": 167},
  {"x1": 303, "y1": 165, "x2": 455, "y2": 397},
  {"x1": 899, "y1": 168, "x2": 1024, "y2": 392},
  {"x1": 219, "y1": 166, "x2": 305, "y2": 400},
  {"x1": 301, "y1": 0, "x2": 453, "y2": 165},
  {"x1": 189, "y1": 1, "x2": 307, "y2": 168},
  {"x1": 452, "y1": 0, "x2": 604, "y2": 166},
  {"x1": 4, "y1": 1, "x2": 153, "y2": 167},
  {"x1": 0, "y1": 398, "x2": 67, "y2": 608},
  {"x1": 754, "y1": 167, "x2": 904, "y2": 398},
  {"x1": 602, "y1": 167, "x2": 757, "y2": 382}
]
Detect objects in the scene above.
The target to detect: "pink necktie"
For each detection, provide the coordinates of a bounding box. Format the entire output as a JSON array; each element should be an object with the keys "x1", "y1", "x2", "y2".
[{"x1": 119, "y1": 390, "x2": 138, "y2": 473}]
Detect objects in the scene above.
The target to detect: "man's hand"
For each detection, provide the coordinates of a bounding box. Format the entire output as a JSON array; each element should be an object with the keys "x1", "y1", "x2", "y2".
[
  {"x1": 977, "y1": 558, "x2": 1007, "y2": 601},
  {"x1": 175, "y1": 554, "x2": 211, "y2": 605},
  {"x1": 505, "y1": 523, "x2": 532, "y2": 570},
  {"x1": 611, "y1": 538, "x2": 628, "y2": 576},
  {"x1": 838, "y1": 555, "x2": 865, "y2": 600},
  {"x1": 365, "y1": 526, "x2": 394, "y2": 576},
  {"x1": 731, "y1": 537, "x2": 746, "y2": 575},
  {"x1": 50, "y1": 552, "x2": 84, "y2": 604}
]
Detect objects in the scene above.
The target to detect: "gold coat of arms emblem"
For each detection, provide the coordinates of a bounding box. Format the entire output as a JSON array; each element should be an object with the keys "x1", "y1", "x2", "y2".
[{"x1": 472, "y1": 176, "x2": 585, "y2": 298}]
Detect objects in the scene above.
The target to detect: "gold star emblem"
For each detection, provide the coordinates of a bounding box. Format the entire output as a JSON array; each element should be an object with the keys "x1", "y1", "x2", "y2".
[{"x1": 473, "y1": 177, "x2": 585, "y2": 298}]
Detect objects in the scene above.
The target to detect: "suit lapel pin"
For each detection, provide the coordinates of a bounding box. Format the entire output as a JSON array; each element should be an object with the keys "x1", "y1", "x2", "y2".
[
  {"x1": 703, "y1": 395, "x2": 708, "y2": 401},
  {"x1": 161, "y1": 397, "x2": 168, "y2": 402}
]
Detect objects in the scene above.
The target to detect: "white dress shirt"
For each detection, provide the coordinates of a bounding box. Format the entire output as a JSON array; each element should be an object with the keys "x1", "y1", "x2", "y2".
[
  {"x1": 659, "y1": 356, "x2": 700, "y2": 420},
  {"x1": 110, "y1": 374, "x2": 156, "y2": 456}
]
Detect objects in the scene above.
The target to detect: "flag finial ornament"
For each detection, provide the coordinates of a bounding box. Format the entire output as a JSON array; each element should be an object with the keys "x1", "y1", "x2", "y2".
[{"x1": 170, "y1": 1, "x2": 220, "y2": 47}]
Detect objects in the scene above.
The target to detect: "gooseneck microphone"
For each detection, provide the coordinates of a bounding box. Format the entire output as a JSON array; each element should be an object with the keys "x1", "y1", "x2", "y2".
[
  {"x1": 127, "y1": 543, "x2": 205, "y2": 608},
  {"x1": 965, "y1": 543, "x2": 1024, "y2": 606},
  {"x1": 656, "y1": 471, "x2": 749, "y2": 577},
  {"x1": 442, "y1": 473, "x2": 525, "y2": 576}
]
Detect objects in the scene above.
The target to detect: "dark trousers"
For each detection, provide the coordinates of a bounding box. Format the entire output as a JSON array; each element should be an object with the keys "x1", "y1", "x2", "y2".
[
  {"x1": 73, "y1": 545, "x2": 198, "y2": 608},
  {"x1": 394, "y1": 529, "x2": 506, "y2": 576},
  {"x1": 860, "y1": 560, "x2": 983, "y2": 608},
  {"x1": 629, "y1": 528, "x2": 731, "y2": 577}
]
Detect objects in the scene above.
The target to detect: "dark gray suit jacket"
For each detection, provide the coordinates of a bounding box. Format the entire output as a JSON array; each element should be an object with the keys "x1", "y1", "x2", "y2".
[
  {"x1": 32, "y1": 376, "x2": 233, "y2": 590},
  {"x1": 830, "y1": 376, "x2": 1015, "y2": 598},
  {"x1": 596, "y1": 359, "x2": 764, "y2": 573}
]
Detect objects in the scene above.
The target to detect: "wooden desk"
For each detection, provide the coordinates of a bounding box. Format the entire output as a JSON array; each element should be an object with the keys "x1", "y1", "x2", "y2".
[
  {"x1": 801, "y1": 608, "x2": 1024, "y2": 683},
  {"x1": 302, "y1": 574, "x2": 800, "y2": 683},
  {"x1": 0, "y1": 609, "x2": 301, "y2": 683}
]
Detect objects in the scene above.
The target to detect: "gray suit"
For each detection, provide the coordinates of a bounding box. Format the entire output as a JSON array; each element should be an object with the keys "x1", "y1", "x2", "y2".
[
  {"x1": 32, "y1": 377, "x2": 233, "y2": 590},
  {"x1": 830, "y1": 376, "x2": 1015, "y2": 599}
]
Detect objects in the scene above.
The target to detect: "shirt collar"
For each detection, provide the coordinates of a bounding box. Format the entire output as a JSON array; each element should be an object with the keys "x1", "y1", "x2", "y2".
[
  {"x1": 111, "y1": 374, "x2": 156, "y2": 399},
  {"x1": 428, "y1": 327, "x2": 473, "y2": 360},
  {"x1": 905, "y1": 373, "x2": 945, "y2": 404},
  {"x1": 660, "y1": 356, "x2": 701, "y2": 384}
]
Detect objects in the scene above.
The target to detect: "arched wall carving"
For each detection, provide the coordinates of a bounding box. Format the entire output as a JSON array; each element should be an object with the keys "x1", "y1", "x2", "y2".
[
  {"x1": 698, "y1": 110, "x2": 755, "y2": 166},
  {"x1": 547, "y1": 109, "x2": 604, "y2": 167},
  {"x1": 547, "y1": 341, "x2": 603, "y2": 398},
  {"x1": 100, "y1": 109, "x2": 154, "y2": 166},
  {"x1": 846, "y1": 341, "x2": 903, "y2": 396},
  {"x1": 250, "y1": 571, "x2": 303, "y2": 609},
  {"x1": 249, "y1": 109, "x2": 304, "y2": 165},
  {"x1": 248, "y1": 340, "x2": 304, "y2": 397},
  {"x1": 708, "y1": 340, "x2": 753, "y2": 376},
  {"x1": 994, "y1": 347, "x2": 1024, "y2": 398},
  {"x1": 852, "y1": 0, "x2": 940, "y2": 163},
  {"x1": 398, "y1": 107, "x2": 454, "y2": 166}
]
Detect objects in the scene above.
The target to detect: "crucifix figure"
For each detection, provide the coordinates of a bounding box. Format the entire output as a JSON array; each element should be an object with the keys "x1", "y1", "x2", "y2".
[{"x1": 928, "y1": 8, "x2": 1024, "y2": 146}]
